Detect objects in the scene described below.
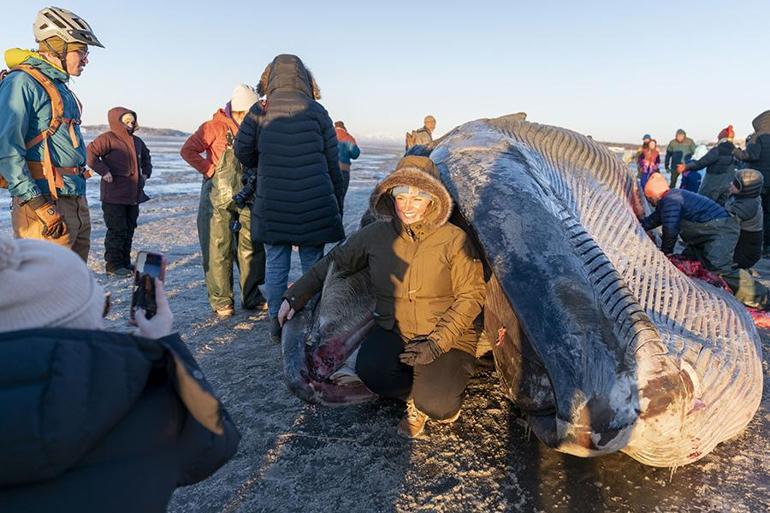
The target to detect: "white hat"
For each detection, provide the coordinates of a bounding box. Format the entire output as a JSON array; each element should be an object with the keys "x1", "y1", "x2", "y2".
[
  {"x1": 0, "y1": 235, "x2": 105, "y2": 333},
  {"x1": 231, "y1": 84, "x2": 259, "y2": 112}
]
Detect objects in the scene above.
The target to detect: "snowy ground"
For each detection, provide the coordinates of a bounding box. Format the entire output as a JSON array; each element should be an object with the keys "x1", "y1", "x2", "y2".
[{"x1": 2, "y1": 140, "x2": 769, "y2": 512}]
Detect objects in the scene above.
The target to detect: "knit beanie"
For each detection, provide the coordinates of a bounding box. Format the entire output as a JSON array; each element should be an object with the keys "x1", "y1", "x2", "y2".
[
  {"x1": 38, "y1": 36, "x2": 86, "y2": 55},
  {"x1": 0, "y1": 236, "x2": 105, "y2": 333},
  {"x1": 231, "y1": 84, "x2": 259, "y2": 112},
  {"x1": 718, "y1": 124, "x2": 735, "y2": 141},
  {"x1": 644, "y1": 172, "x2": 669, "y2": 201}
]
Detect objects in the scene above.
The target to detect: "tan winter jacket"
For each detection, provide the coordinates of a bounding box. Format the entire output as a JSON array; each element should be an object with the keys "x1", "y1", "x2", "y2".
[{"x1": 285, "y1": 157, "x2": 485, "y2": 356}]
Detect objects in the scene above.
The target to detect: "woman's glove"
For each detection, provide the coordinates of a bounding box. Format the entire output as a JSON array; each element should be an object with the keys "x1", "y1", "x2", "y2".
[{"x1": 399, "y1": 336, "x2": 443, "y2": 366}]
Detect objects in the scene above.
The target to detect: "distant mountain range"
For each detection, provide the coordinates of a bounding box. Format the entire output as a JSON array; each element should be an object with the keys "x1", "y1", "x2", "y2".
[{"x1": 80, "y1": 125, "x2": 190, "y2": 137}]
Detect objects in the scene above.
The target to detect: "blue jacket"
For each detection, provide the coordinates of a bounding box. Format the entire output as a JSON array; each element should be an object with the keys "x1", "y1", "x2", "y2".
[
  {"x1": 0, "y1": 49, "x2": 87, "y2": 202},
  {"x1": 641, "y1": 188, "x2": 728, "y2": 254},
  {"x1": 335, "y1": 127, "x2": 360, "y2": 166}
]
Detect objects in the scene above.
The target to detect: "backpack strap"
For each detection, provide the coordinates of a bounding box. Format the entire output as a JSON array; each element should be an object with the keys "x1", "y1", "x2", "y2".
[{"x1": 8, "y1": 64, "x2": 83, "y2": 199}]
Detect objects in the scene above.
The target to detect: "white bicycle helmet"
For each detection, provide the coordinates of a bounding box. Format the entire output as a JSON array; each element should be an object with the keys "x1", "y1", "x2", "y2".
[{"x1": 33, "y1": 7, "x2": 104, "y2": 48}]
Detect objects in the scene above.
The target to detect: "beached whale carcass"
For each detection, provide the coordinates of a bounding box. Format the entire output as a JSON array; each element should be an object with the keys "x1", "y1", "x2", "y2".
[{"x1": 281, "y1": 114, "x2": 763, "y2": 468}]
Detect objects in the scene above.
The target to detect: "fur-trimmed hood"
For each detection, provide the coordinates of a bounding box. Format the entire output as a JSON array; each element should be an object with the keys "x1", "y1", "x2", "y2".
[
  {"x1": 369, "y1": 156, "x2": 453, "y2": 229},
  {"x1": 257, "y1": 54, "x2": 321, "y2": 100}
]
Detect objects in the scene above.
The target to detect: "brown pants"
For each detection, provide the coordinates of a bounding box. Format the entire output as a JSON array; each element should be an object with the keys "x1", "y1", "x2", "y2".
[{"x1": 11, "y1": 195, "x2": 91, "y2": 262}]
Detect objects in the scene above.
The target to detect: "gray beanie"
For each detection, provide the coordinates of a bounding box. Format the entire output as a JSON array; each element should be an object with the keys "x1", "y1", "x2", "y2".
[{"x1": 0, "y1": 235, "x2": 105, "y2": 333}]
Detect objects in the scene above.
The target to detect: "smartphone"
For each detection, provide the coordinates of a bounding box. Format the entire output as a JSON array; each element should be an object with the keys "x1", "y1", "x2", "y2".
[{"x1": 130, "y1": 251, "x2": 166, "y2": 322}]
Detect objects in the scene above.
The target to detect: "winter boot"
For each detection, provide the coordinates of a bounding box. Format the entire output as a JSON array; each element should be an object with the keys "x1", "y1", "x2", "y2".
[
  {"x1": 215, "y1": 306, "x2": 234, "y2": 319},
  {"x1": 398, "y1": 399, "x2": 428, "y2": 439}
]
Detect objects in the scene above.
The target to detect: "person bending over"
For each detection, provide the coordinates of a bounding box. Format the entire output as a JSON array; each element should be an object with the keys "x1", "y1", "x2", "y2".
[{"x1": 640, "y1": 173, "x2": 769, "y2": 309}]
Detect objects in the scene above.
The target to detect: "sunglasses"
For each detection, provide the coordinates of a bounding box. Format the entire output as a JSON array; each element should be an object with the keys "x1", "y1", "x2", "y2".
[{"x1": 102, "y1": 291, "x2": 111, "y2": 318}]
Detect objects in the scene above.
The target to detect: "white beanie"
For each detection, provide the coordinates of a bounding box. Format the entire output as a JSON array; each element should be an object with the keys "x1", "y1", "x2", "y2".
[
  {"x1": 231, "y1": 83, "x2": 259, "y2": 112},
  {"x1": 0, "y1": 235, "x2": 105, "y2": 333}
]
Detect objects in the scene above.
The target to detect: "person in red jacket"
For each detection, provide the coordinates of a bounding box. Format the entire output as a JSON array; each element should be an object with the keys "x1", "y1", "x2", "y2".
[
  {"x1": 86, "y1": 107, "x2": 151, "y2": 277},
  {"x1": 180, "y1": 85, "x2": 266, "y2": 317}
]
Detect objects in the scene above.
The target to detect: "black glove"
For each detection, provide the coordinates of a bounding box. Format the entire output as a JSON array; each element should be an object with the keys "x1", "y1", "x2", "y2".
[
  {"x1": 399, "y1": 336, "x2": 443, "y2": 367},
  {"x1": 26, "y1": 196, "x2": 68, "y2": 239}
]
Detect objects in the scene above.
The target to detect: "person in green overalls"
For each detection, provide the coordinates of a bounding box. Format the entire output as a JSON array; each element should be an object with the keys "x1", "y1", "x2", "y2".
[{"x1": 180, "y1": 84, "x2": 266, "y2": 318}]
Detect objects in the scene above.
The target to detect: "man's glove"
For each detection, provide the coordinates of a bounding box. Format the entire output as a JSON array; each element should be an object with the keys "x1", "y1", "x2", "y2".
[
  {"x1": 26, "y1": 196, "x2": 68, "y2": 239},
  {"x1": 399, "y1": 336, "x2": 443, "y2": 367}
]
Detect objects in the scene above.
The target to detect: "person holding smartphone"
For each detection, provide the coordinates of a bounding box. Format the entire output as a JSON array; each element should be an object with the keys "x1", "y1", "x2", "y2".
[{"x1": 0, "y1": 236, "x2": 240, "y2": 512}]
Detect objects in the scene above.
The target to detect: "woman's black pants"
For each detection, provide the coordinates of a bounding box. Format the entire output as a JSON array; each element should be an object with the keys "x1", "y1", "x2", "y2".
[
  {"x1": 102, "y1": 202, "x2": 139, "y2": 271},
  {"x1": 355, "y1": 325, "x2": 476, "y2": 420}
]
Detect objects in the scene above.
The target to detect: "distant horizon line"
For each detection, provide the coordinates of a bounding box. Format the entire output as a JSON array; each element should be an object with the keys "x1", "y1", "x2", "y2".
[{"x1": 80, "y1": 124, "x2": 739, "y2": 149}]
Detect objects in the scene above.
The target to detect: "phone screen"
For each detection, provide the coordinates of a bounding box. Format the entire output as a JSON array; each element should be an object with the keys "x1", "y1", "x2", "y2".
[
  {"x1": 135, "y1": 252, "x2": 165, "y2": 281},
  {"x1": 130, "y1": 251, "x2": 166, "y2": 322}
]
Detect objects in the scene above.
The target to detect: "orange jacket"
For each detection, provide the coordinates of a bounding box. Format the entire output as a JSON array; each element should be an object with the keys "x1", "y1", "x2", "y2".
[{"x1": 180, "y1": 107, "x2": 239, "y2": 178}]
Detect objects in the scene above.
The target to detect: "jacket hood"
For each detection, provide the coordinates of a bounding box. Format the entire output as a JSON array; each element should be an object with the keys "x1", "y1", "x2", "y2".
[
  {"x1": 257, "y1": 54, "x2": 321, "y2": 99},
  {"x1": 108, "y1": 106, "x2": 137, "y2": 136},
  {"x1": 370, "y1": 156, "x2": 453, "y2": 228},
  {"x1": 733, "y1": 168, "x2": 764, "y2": 198},
  {"x1": 4, "y1": 48, "x2": 68, "y2": 80},
  {"x1": 213, "y1": 107, "x2": 240, "y2": 133},
  {"x1": 753, "y1": 110, "x2": 770, "y2": 135},
  {"x1": 106, "y1": 107, "x2": 139, "y2": 175}
]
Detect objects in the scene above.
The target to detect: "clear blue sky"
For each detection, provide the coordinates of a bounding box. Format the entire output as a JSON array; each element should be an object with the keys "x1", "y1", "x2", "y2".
[{"x1": 3, "y1": 1, "x2": 768, "y2": 143}]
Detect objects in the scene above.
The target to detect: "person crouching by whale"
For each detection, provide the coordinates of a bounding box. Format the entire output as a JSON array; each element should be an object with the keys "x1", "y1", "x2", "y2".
[
  {"x1": 640, "y1": 172, "x2": 770, "y2": 309},
  {"x1": 278, "y1": 156, "x2": 485, "y2": 438}
]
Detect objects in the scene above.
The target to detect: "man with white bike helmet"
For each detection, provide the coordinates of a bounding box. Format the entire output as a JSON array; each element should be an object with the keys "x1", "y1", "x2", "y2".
[{"x1": 0, "y1": 7, "x2": 104, "y2": 261}]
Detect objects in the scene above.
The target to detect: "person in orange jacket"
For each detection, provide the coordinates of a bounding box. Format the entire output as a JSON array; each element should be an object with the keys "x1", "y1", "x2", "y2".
[
  {"x1": 334, "y1": 120, "x2": 361, "y2": 208},
  {"x1": 180, "y1": 84, "x2": 266, "y2": 318}
]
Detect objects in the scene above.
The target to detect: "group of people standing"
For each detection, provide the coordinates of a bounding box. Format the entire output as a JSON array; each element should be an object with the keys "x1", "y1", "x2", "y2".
[
  {"x1": 635, "y1": 111, "x2": 770, "y2": 309},
  {"x1": 179, "y1": 54, "x2": 365, "y2": 334}
]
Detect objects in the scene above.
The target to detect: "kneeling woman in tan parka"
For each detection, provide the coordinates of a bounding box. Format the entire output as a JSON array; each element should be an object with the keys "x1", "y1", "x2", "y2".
[{"x1": 278, "y1": 156, "x2": 485, "y2": 438}]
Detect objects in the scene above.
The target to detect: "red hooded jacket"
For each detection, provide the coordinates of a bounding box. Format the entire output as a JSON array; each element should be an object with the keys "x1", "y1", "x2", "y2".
[{"x1": 86, "y1": 107, "x2": 152, "y2": 205}]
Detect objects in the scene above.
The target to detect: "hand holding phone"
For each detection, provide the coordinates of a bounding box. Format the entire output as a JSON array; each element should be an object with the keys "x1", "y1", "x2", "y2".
[
  {"x1": 130, "y1": 251, "x2": 166, "y2": 322},
  {"x1": 135, "y1": 278, "x2": 174, "y2": 339}
]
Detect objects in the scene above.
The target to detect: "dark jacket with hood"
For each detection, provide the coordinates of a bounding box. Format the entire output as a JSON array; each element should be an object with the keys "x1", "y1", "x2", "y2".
[
  {"x1": 234, "y1": 54, "x2": 344, "y2": 245},
  {"x1": 284, "y1": 156, "x2": 485, "y2": 356},
  {"x1": 86, "y1": 107, "x2": 152, "y2": 205},
  {"x1": 0, "y1": 329, "x2": 240, "y2": 513},
  {"x1": 684, "y1": 140, "x2": 737, "y2": 204},
  {"x1": 734, "y1": 110, "x2": 770, "y2": 187},
  {"x1": 726, "y1": 169, "x2": 764, "y2": 233}
]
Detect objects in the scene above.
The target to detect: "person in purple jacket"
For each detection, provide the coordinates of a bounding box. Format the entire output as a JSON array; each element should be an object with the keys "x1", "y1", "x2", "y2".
[{"x1": 639, "y1": 173, "x2": 769, "y2": 309}]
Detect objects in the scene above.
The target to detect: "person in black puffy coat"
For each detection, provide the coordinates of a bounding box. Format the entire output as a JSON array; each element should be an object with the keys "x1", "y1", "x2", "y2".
[
  {"x1": 234, "y1": 54, "x2": 344, "y2": 342},
  {"x1": 0, "y1": 236, "x2": 240, "y2": 513}
]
